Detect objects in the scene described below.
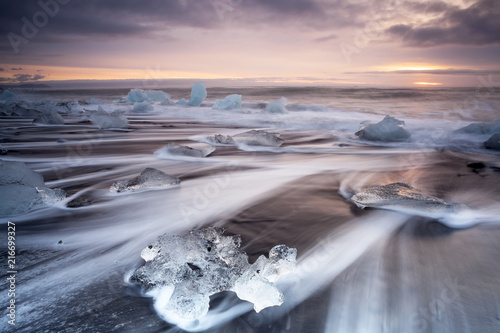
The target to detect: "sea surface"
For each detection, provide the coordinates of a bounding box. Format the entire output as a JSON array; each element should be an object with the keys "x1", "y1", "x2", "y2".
[{"x1": 1, "y1": 86, "x2": 500, "y2": 333}]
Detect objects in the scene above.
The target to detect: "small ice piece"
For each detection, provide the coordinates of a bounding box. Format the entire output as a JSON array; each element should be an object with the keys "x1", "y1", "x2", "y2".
[
  {"x1": 33, "y1": 112, "x2": 65, "y2": 125},
  {"x1": 126, "y1": 89, "x2": 148, "y2": 103},
  {"x1": 484, "y1": 133, "x2": 500, "y2": 150},
  {"x1": 146, "y1": 90, "x2": 171, "y2": 102},
  {"x1": 176, "y1": 98, "x2": 189, "y2": 106},
  {"x1": 133, "y1": 101, "x2": 154, "y2": 112},
  {"x1": 0, "y1": 159, "x2": 65, "y2": 217},
  {"x1": 110, "y1": 168, "x2": 180, "y2": 193},
  {"x1": 233, "y1": 130, "x2": 284, "y2": 147},
  {"x1": 130, "y1": 227, "x2": 296, "y2": 322},
  {"x1": 351, "y1": 182, "x2": 453, "y2": 214},
  {"x1": 233, "y1": 245, "x2": 297, "y2": 313},
  {"x1": 0, "y1": 90, "x2": 15, "y2": 102},
  {"x1": 213, "y1": 94, "x2": 242, "y2": 110},
  {"x1": 154, "y1": 143, "x2": 215, "y2": 158},
  {"x1": 206, "y1": 134, "x2": 235, "y2": 145},
  {"x1": 456, "y1": 118, "x2": 500, "y2": 135},
  {"x1": 89, "y1": 106, "x2": 128, "y2": 129},
  {"x1": 188, "y1": 82, "x2": 207, "y2": 107},
  {"x1": 265, "y1": 97, "x2": 288, "y2": 114},
  {"x1": 89, "y1": 98, "x2": 101, "y2": 105},
  {"x1": 355, "y1": 115, "x2": 410, "y2": 142}
]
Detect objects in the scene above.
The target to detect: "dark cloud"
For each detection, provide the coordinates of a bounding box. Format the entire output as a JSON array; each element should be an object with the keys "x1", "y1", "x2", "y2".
[
  {"x1": 344, "y1": 69, "x2": 500, "y2": 75},
  {"x1": 387, "y1": 0, "x2": 500, "y2": 47},
  {"x1": 11, "y1": 67, "x2": 23, "y2": 70},
  {"x1": 8, "y1": 73, "x2": 46, "y2": 82},
  {"x1": 0, "y1": 68, "x2": 4, "y2": 72}
]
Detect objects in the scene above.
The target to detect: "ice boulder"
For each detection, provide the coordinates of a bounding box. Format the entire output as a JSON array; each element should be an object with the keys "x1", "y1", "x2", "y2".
[
  {"x1": 206, "y1": 134, "x2": 235, "y2": 145},
  {"x1": 89, "y1": 98, "x2": 101, "y2": 105},
  {"x1": 0, "y1": 90, "x2": 15, "y2": 102},
  {"x1": 33, "y1": 112, "x2": 65, "y2": 125},
  {"x1": 265, "y1": 97, "x2": 288, "y2": 114},
  {"x1": 130, "y1": 227, "x2": 296, "y2": 322},
  {"x1": 233, "y1": 130, "x2": 284, "y2": 147},
  {"x1": 133, "y1": 101, "x2": 154, "y2": 112},
  {"x1": 110, "y1": 168, "x2": 180, "y2": 193},
  {"x1": 176, "y1": 98, "x2": 189, "y2": 106},
  {"x1": 126, "y1": 89, "x2": 148, "y2": 103},
  {"x1": 213, "y1": 94, "x2": 242, "y2": 110},
  {"x1": 355, "y1": 116, "x2": 411, "y2": 142},
  {"x1": 146, "y1": 90, "x2": 171, "y2": 102},
  {"x1": 351, "y1": 182, "x2": 453, "y2": 214},
  {"x1": 484, "y1": 133, "x2": 500, "y2": 150},
  {"x1": 0, "y1": 159, "x2": 65, "y2": 217},
  {"x1": 154, "y1": 143, "x2": 215, "y2": 159},
  {"x1": 89, "y1": 106, "x2": 128, "y2": 129},
  {"x1": 188, "y1": 82, "x2": 207, "y2": 107},
  {"x1": 456, "y1": 118, "x2": 500, "y2": 135}
]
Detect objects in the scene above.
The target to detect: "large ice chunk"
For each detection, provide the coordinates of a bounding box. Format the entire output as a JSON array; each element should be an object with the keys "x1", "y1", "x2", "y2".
[
  {"x1": 484, "y1": 133, "x2": 500, "y2": 150},
  {"x1": 456, "y1": 118, "x2": 500, "y2": 135},
  {"x1": 233, "y1": 130, "x2": 284, "y2": 147},
  {"x1": 146, "y1": 90, "x2": 171, "y2": 102},
  {"x1": 213, "y1": 94, "x2": 242, "y2": 110},
  {"x1": 0, "y1": 90, "x2": 15, "y2": 102},
  {"x1": 154, "y1": 143, "x2": 215, "y2": 158},
  {"x1": 0, "y1": 160, "x2": 66, "y2": 217},
  {"x1": 133, "y1": 101, "x2": 154, "y2": 112},
  {"x1": 130, "y1": 227, "x2": 296, "y2": 322},
  {"x1": 110, "y1": 168, "x2": 180, "y2": 193},
  {"x1": 265, "y1": 97, "x2": 288, "y2": 114},
  {"x1": 125, "y1": 89, "x2": 149, "y2": 103},
  {"x1": 188, "y1": 82, "x2": 207, "y2": 107},
  {"x1": 355, "y1": 115, "x2": 411, "y2": 142},
  {"x1": 206, "y1": 134, "x2": 235, "y2": 145},
  {"x1": 89, "y1": 106, "x2": 128, "y2": 129},
  {"x1": 33, "y1": 112, "x2": 65, "y2": 125},
  {"x1": 351, "y1": 182, "x2": 453, "y2": 214}
]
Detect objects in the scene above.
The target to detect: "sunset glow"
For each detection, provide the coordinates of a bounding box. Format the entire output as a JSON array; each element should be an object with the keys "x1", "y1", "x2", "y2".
[{"x1": 413, "y1": 82, "x2": 444, "y2": 86}]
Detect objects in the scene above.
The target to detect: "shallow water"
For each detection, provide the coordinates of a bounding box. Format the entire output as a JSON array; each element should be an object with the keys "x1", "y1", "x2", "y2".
[{"x1": 1, "y1": 87, "x2": 500, "y2": 332}]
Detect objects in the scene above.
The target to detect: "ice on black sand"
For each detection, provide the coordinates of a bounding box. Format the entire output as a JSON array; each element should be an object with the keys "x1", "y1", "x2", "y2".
[
  {"x1": 89, "y1": 106, "x2": 129, "y2": 129},
  {"x1": 206, "y1": 130, "x2": 284, "y2": 147},
  {"x1": 154, "y1": 143, "x2": 215, "y2": 158},
  {"x1": 351, "y1": 182, "x2": 453, "y2": 214},
  {"x1": 0, "y1": 159, "x2": 65, "y2": 217},
  {"x1": 265, "y1": 97, "x2": 288, "y2": 114},
  {"x1": 213, "y1": 94, "x2": 242, "y2": 110},
  {"x1": 110, "y1": 168, "x2": 180, "y2": 193},
  {"x1": 130, "y1": 227, "x2": 296, "y2": 321},
  {"x1": 188, "y1": 82, "x2": 207, "y2": 107},
  {"x1": 355, "y1": 115, "x2": 411, "y2": 142}
]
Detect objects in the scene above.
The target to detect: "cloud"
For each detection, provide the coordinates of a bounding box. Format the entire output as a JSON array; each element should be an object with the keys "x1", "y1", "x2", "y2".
[
  {"x1": 344, "y1": 68, "x2": 500, "y2": 75},
  {"x1": 0, "y1": 68, "x2": 4, "y2": 72},
  {"x1": 387, "y1": 0, "x2": 500, "y2": 47},
  {"x1": 6, "y1": 73, "x2": 46, "y2": 82},
  {"x1": 314, "y1": 33, "x2": 338, "y2": 42},
  {"x1": 11, "y1": 67, "x2": 23, "y2": 70}
]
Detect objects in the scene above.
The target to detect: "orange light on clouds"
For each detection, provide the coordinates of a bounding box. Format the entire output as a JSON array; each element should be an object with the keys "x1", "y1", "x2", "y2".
[{"x1": 413, "y1": 82, "x2": 443, "y2": 86}]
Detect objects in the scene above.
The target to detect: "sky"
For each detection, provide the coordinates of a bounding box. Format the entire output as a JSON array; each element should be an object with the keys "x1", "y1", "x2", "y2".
[{"x1": 0, "y1": 0, "x2": 499, "y2": 87}]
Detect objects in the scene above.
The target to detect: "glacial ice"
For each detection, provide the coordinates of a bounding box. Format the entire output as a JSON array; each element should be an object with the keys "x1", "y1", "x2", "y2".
[
  {"x1": 351, "y1": 182, "x2": 453, "y2": 214},
  {"x1": 188, "y1": 82, "x2": 207, "y2": 107},
  {"x1": 484, "y1": 133, "x2": 500, "y2": 150},
  {"x1": 456, "y1": 118, "x2": 500, "y2": 135},
  {"x1": 176, "y1": 98, "x2": 189, "y2": 106},
  {"x1": 33, "y1": 112, "x2": 65, "y2": 125},
  {"x1": 125, "y1": 89, "x2": 149, "y2": 103},
  {"x1": 89, "y1": 98, "x2": 101, "y2": 105},
  {"x1": 0, "y1": 159, "x2": 66, "y2": 217},
  {"x1": 213, "y1": 94, "x2": 242, "y2": 110},
  {"x1": 0, "y1": 90, "x2": 15, "y2": 102},
  {"x1": 265, "y1": 97, "x2": 288, "y2": 114},
  {"x1": 130, "y1": 227, "x2": 296, "y2": 321},
  {"x1": 355, "y1": 115, "x2": 411, "y2": 142},
  {"x1": 206, "y1": 134, "x2": 235, "y2": 145},
  {"x1": 146, "y1": 90, "x2": 171, "y2": 102},
  {"x1": 133, "y1": 101, "x2": 154, "y2": 112},
  {"x1": 89, "y1": 106, "x2": 129, "y2": 129},
  {"x1": 233, "y1": 130, "x2": 284, "y2": 147},
  {"x1": 110, "y1": 168, "x2": 180, "y2": 193},
  {"x1": 154, "y1": 143, "x2": 215, "y2": 158}
]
